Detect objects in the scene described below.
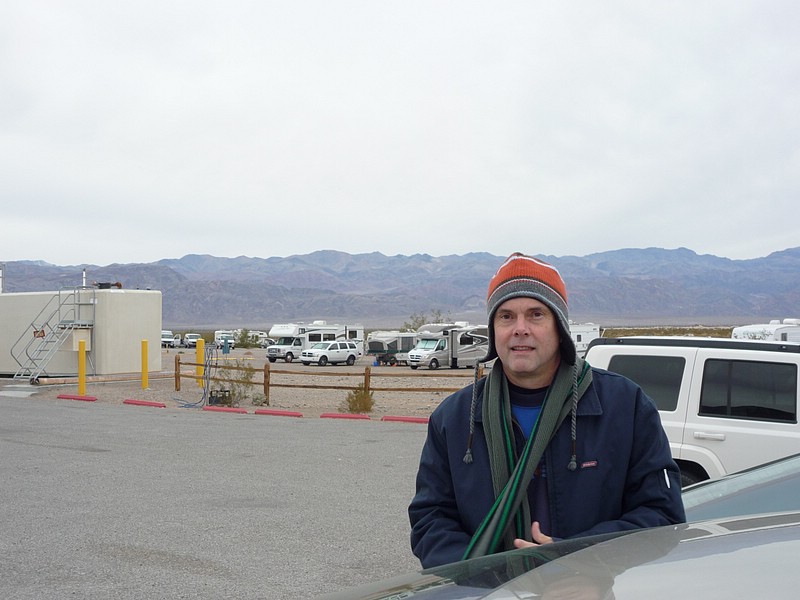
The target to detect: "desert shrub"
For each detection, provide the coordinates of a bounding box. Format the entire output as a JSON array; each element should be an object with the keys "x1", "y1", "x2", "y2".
[
  {"x1": 213, "y1": 358, "x2": 257, "y2": 406},
  {"x1": 340, "y1": 383, "x2": 374, "y2": 414}
]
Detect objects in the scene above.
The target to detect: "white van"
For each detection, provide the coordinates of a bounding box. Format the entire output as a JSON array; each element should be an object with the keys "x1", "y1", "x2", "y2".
[
  {"x1": 585, "y1": 336, "x2": 800, "y2": 486},
  {"x1": 408, "y1": 323, "x2": 488, "y2": 370}
]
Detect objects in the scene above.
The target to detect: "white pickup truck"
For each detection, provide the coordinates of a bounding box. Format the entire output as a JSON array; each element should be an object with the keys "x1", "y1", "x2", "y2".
[
  {"x1": 161, "y1": 330, "x2": 181, "y2": 348},
  {"x1": 585, "y1": 336, "x2": 800, "y2": 486}
]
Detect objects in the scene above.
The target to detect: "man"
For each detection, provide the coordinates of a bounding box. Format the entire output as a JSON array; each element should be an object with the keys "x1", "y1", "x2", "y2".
[{"x1": 408, "y1": 252, "x2": 685, "y2": 568}]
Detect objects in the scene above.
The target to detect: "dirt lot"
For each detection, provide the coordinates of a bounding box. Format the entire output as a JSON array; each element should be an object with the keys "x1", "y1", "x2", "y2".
[{"x1": 22, "y1": 347, "x2": 480, "y2": 419}]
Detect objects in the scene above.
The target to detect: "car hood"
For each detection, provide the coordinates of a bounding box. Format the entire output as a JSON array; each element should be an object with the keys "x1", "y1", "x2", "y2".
[
  {"x1": 320, "y1": 512, "x2": 800, "y2": 599},
  {"x1": 486, "y1": 511, "x2": 800, "y2": 599}
]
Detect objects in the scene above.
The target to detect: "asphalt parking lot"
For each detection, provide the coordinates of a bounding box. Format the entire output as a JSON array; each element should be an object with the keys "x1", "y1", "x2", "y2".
[{"x1": 0, "y1": 390, "x2": 428, "y2": 599}]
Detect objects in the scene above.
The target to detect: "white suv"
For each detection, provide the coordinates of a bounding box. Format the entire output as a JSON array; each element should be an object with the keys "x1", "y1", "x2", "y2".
[
  {"x1": 301, "y1": 341, "x2": 359, "y2": 366},
  {"x1": 586, "y1": 336, "x2": 800, "y2": 487},
  {"x1": 183, "y1": 333, "x2": 202, "y2": 348}
]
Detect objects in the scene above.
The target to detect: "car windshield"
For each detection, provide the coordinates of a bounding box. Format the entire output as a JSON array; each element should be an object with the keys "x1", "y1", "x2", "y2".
[
  {"x1": 322, "y1": 532, "x2": 628, "y2": 600},
  {"x1": 311, "y1": 343, "x2": 329, "y2": 350},
  {"x1": 415, "y1": 339, "x2": 439, "y2": 350}
]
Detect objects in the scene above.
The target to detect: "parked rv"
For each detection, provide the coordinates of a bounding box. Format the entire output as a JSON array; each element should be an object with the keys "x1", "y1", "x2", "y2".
[
  {"x1": 408, "y1": 323, "x2": 488, "y2": 370},
  {"x1": 213, "y1": 330, "x2": 236, "y2": 350},
  {"x1": 365, "y1": 330, "x2": 418, "y2": 366},
  {"x1": 233, "y1": 329, "x2": 273, "y2": 348},
  {"x1": 265, "y1": 321, "x2": 364, "y2": 363},
  {"x1": 732, "y1": 319, "x2": 800, "y2": 342},
  {"x1": 570, "y1": 321, "x2": 601, "y2": 356}
]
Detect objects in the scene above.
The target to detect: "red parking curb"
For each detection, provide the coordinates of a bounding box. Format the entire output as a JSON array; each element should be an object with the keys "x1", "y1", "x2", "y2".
[
  {"x1": 380, "y1": 416, "x2": 429, "y2": 424},
  {"x1": 56, "y1": 394, "x2": 97, "y2": 402},
  {"x1": 123, "y1": 399, "x2": 167, "y2": 408},
  {"x1": 320, "y1": 413, "x2": 371, "y2": 420},
  {"x1": 203, "y1": 406, "x2": 248, "y2": 414},
  {"x1": 254, "y1": 409, "x2": 304, "y2": 418}
]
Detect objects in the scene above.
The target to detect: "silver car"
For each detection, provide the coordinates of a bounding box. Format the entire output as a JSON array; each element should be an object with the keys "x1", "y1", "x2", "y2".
[{"x1": 321, "y1": 453, "x2": 800, "y2": 599}]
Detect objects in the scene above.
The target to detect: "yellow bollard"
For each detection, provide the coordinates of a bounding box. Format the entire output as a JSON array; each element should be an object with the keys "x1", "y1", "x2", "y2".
[
  {"x1": 196, "y1": 338, "x2": 205, "y2": 387},
  {"x1": 78, "y1": 339, "x2": 86, "y2": 396},
  {"x1": 141, "y1": 339, "x2": 149, "y2": 390}
]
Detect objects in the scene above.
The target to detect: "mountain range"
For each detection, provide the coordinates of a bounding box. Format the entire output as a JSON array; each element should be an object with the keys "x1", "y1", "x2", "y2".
[{"x1": 3, "y1": 247, "x2": 799, "y2": 329}]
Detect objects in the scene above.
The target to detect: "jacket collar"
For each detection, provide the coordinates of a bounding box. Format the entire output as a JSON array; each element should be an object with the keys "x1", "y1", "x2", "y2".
[{"x1": 474, "y1": 368, "x2": 601, "y2": 423}]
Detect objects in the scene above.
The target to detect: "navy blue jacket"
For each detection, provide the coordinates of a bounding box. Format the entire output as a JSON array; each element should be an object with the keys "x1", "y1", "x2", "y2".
[{"x1": 408, "y1": 367, "x2": 686, "y2": 568}]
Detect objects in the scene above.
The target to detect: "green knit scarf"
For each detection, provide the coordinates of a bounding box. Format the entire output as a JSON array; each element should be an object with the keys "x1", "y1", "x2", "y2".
[{"x1": 462, "y1": 358, "x2": 592, "y2": 560}]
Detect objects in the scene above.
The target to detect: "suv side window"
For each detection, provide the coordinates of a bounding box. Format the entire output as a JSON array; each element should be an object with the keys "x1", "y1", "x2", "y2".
[
  {"x1": 607, "y1": 355, "x2": 685, "y2": 411},
  {"x1": 700, "y1": 359, "x2": 797, "y2": 423}
]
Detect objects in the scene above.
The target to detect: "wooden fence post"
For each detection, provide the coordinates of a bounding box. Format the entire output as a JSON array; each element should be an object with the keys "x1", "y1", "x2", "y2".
[
  {"x1": 263, "y1": 361, "x2": 270, "y2": 406},
  {"x1": 175, "y1": 354, "x2": 181, "y2": 391},
  {"x1": 364, "y1": 366, "x2": 371, "y2": 394}
]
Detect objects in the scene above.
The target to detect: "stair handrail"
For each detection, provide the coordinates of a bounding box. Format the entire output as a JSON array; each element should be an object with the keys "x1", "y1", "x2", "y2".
[{"x1": 10, "y1": 285, "x2": 97, "y2": 376}]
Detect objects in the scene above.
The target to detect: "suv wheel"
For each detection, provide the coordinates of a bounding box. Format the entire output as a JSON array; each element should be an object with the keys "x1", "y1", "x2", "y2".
[
  {"x1": 319, "y1": 356, "x2": 328, "y2": 366},
  {"x1": 679, "y1": 465, "x2": 707, "y2": 488},
  {"x1": 346, "y1": 355, "x2": 356, "y2": 366}
]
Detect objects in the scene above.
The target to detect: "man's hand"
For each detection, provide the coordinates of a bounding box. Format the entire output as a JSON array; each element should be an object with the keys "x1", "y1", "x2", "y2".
[{"x1": 513, "y1": 521, "x2": 554, "y2": 548}]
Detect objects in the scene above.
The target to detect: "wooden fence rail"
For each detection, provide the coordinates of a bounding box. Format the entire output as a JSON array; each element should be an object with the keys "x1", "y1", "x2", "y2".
[{"x1": 174, "y1": 355, "x2": 483, "y2": 406}]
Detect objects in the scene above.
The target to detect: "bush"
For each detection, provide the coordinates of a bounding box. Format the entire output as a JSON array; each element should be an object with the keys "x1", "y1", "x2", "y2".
[
  {"x1": 213, "y1": 358, "x2": 257, "y2": 406},
  {"x1": 340, "y1": 383, "x2": 374, "y2": 414}
]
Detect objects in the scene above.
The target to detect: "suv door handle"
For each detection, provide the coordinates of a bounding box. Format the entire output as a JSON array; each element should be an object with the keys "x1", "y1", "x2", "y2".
[{"x1": 694, "y1": 432, "x2": 726, "y2": 441}]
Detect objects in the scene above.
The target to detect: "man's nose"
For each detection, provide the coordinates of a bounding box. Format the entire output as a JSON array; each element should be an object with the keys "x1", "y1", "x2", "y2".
[{"x1": 512, "y1": 316, "x2": 529, "y2": 334}]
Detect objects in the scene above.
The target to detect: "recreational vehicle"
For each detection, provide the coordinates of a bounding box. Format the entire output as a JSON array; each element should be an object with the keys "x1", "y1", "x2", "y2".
[
  {"x1": 214, "y1": 330, "x2": 236, "y2": 350},
  {"x1": 732, "y1": 319, "x2": 800, "y2": 342},
  {"x1": 570, "y1": 321, "x2": 601, "y2": 357},
  {"x1": 408, "y1": 323, "x2": 488, "y2": 370},
  {"x1": 365, "y1": 330, "x2": 418, "y2": 366},
  {"x1": 265, "y1": 321, "x2": 364, "y2": 363}
]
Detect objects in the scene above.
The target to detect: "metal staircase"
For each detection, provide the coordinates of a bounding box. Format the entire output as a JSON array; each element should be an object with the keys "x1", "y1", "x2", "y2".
[{"x1": 11, "y1": 286, "x2": 96, "y2": 382}]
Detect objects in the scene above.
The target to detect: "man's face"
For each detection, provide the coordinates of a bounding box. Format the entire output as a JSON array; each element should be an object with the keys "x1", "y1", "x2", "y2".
[{"x1": 493, "y1": 296, "x2": 562, "y2": 388}]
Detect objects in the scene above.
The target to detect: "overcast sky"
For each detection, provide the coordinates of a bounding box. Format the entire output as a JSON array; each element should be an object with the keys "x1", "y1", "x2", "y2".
[{"x1": 2, "y1": 1, "x2": 798, "y2": 266}]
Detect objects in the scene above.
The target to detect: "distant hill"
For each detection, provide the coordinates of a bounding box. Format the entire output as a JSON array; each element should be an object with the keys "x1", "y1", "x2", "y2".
[{"x1": 3, "y1": 247, "x2": 799, "y2": 328}]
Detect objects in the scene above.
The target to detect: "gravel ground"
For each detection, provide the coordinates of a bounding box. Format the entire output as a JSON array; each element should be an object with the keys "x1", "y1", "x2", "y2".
[{"x1": 23, "y1": 348, "x2": 480, "y2": 419}]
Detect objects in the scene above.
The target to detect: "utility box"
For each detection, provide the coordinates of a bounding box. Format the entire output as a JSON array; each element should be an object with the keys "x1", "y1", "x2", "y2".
[{"x1": 0, "y1": 287, "x2": 162, "y2": 377}]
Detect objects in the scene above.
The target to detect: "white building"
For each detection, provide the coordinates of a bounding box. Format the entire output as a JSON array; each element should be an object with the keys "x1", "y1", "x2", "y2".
[{"x1": 0, "y1": 284, "x2": 162, "y2": 379}]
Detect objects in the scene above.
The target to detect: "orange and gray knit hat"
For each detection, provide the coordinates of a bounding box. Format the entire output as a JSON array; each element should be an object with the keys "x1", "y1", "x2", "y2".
[{"x1": 483, "y1": 252, "x2": 576, "y2": 365}]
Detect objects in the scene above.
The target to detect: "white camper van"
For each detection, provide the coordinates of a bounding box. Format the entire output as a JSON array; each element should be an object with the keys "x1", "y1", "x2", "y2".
[
  {"x1": 214, "y1": 330, "x2": 236, "y2": 350},
  {"x1": 265, "y1": 321, "x2": 364, "y2": 363},
  {"x1": 366, "y1": 330, "x2": 418, "y2": 366},
  {"x1": 570, "y1": 322, "x2": 601, "y2": 357},
  {"x1": 732, "y1": 319, "x2": 800, "y2": 342},
  {"x1": 408, "y1": 323, "x2": 488, "y2": 370}
]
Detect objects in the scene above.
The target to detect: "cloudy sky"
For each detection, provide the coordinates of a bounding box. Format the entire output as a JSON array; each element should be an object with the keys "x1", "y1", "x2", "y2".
[{"x1": 2, "y1": 1, "x2": 798, "y2": 266}]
